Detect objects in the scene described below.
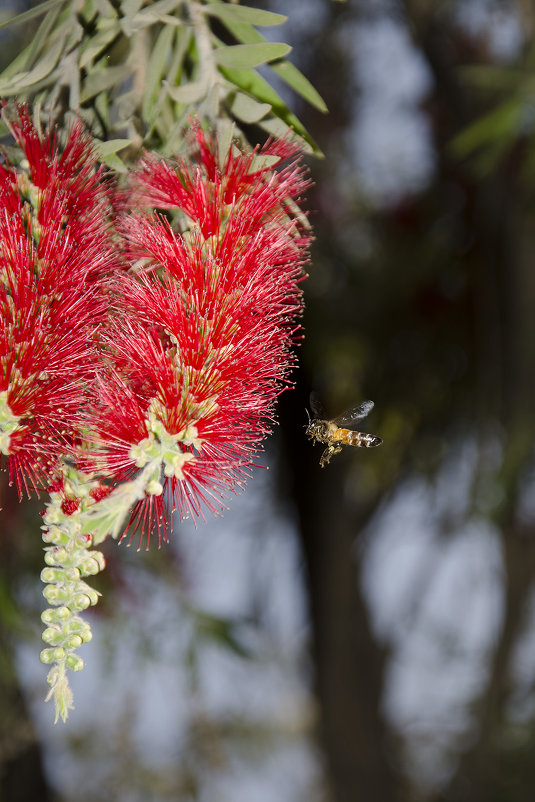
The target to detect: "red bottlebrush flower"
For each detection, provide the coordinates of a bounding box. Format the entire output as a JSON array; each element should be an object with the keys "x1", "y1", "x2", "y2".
[
  {"x1": 61, "y1": 498, "x2": 81, "y2": 516},
  {"x1": 0, "y1": 108, "x2": 120, "y2": 496},
  {"x1": 92, "y1": 130, "x2": 312, "y2": 546}
]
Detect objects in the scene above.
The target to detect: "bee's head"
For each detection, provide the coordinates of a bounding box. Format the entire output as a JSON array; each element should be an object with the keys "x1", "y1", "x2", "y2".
[{"x1": 305, "y1": 417, "x2": 325, "y2": 441}]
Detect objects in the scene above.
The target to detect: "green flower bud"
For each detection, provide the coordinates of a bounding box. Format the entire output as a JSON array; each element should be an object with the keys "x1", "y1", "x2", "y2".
[
  {"x1": 65, "y1": 654, "x2": 84, "y2": 672},
  {"x1": 43, "y1": 584, "x2": 69, "y2": 604},
  {"x1": 42, "y1": 627, "x2": 63, "y2": 646},
  {"x1": 79, "y1": 555, "x2": 104, "y2": 576},
  {"x1": 40, "y1": 647, "x2": 56, "y2": 664},
  {"x1": 80, "y1": 628, "x2": 92, "y2": 643},
  {"x1": 77, "y1": 584, "x2": 100, "y2": 606},
  {"x1": 71, "y1": 594, "x2": 91, "y2": 612},
  {"x1": 74, "y1": 532, "x2": 93, "y2": 548},
  {"x1": 42, "y1": 527, "x2": 71, "y2": 546},
  {"x1": 65, "y1": 635, "x2": 83, "y2": 650},
  {"x1": 44, "y1": 547, "x2": 68, "y2": 565},
  {"x1": 40, "y1": 567, "x2": 65, "y2": 584},
  {"x1": 63, "y1": 566, "x2": 80, "y2": 582},
  {"x1": 41, "y1": 606, "x2": 70, "y2": 624}
]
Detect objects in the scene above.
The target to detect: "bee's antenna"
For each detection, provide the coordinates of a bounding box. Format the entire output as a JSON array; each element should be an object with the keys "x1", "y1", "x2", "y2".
[{"x1": 305, "y1": 407, "x2": 311, "y2": 426}]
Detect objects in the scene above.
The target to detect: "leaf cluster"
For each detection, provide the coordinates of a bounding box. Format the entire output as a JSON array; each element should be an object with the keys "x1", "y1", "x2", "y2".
[
  {"x1": 0, "y1": 0, "x2": 326, "y2": 163},
  {"x1": 451, "y1": 51, "x2": 535, "y2": 177}
]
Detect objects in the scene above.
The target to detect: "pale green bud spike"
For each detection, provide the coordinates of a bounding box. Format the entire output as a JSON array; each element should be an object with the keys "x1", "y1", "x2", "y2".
[{"x1": 41, "y1": 466, "x2": 108, "y2": 723}]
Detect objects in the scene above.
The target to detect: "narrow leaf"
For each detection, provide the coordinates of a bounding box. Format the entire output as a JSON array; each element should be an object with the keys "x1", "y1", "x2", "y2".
[
  {"x1": 219, "y1": 64, "x2": 320, "y2": 152},
  {"x1": 209, "y1": 10, "x2": 326, "y2": 111},
  {"x1": 248, "y1": 154, "x2": 281, "y2": 172},
  {"x1": 99, "y1": 151, "x2": 128, "y2": 172},
  {"x1": 459, "y1": 65, "x2": 524, "y2": 92},
  {"x1": 124, "y1": 0, "x2": 182, "y2": 33},
  {"x1": 0, "y1": 41, "x2": 34, "y2": 82},
  {"x1": 165, "y1": 78, "x2": 208, "y2": 105},
  {"x1": 450, "y1": 97, "x2": 523, "y2": 157},
  {"x1": 205, "y1": 4, "x2": 286, "y2": 28},
  {"x1": 0, "y1": 33, "x2": 65, "y2": 93},
  {"x1": 229, "y1": 91, "x2": 271, "y2": 123},
  {"x1": 0, "y1": 0, "x2": 66, "y2": 32},
  {"x1": 80, "y1": 19, "x2": 121, "y2": 69},
  {"x1": 24, "y1": 2, "x2": 66, "y2": 72},
  {"x1": 80, "y1": 64, "x2": 131, "y2": 103},
  {"x1": 214, "y1": 43, "x2": 291, "y2": 70},
  {"x1": 143, "y1": 23, "x2": 175, "y2": 118},
  {"x1": 271, "y1": 60, "x2": 328, "y2": 113},
  {"x1": 216, "y1": 117, "x2": 235, "y2": 166},
  {"x1": 95, "y1": 138, "x2": 132, "y2": 156}
]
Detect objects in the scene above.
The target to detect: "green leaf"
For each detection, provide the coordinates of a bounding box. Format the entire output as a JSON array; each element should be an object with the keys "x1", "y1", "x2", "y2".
[
  {"x1": 248, "y1": 153, "x2": 281, "y2": 172},
  {"x1": 0, "y1": 0, "x2": 66, "y2": 32},
  {"x1": 95, "y1": 138, "x2": 132, "y2": 156},
  {"x1": 216, "y1": 117, "x2": 235, "y2": 166},
  {"x1": 209, "y1": 10, "x2": 327, "y2": 112},
  {"x1": 99, "y1": 151, "x2": 128, "y2": 172},
  {"x1": 93, "y1": 0, "x2": 117, "y2": 15},
  {"x1": 210, "y1": 11, "x2": 265, "y2": 46},
  {"x1": 123, "y1": 0, "x2": 182, "y2": 34},
  {"x1": 205, "y1": 3, "x2": 286, "y2": 28},
  {"x1": 80, "y1": 64, "x2": 131, "y2": 103},
  {"x1": 193, "y1": 611, "x2": 251, "y2": 659},
  {"x1": 120, "y1": 0, "x2": 144, "y2": 36},
  {"x1": 450, "y1": 97, "x2": 523, "y2": 158},
  {"x1": 214, "y1": 42, "x2": 291, "y2": 70},
  {"x1": 165, "y1": 78, "x2": 208, "y2": 105},
  {"x1": 0, "y1": 41, "x2": 34, "y2": 83},
  {"x1": 219, "y1": 64, "x2": 321, "y2": 154},
  {"x1": 24, "y1": 1, "x2": 66, "y2": 73},
  {"x1": 459, "y1": 65, "x2": 525, "y2": 92},
  {"x1": 229, "y1": 91, "x2": 271, "y2": 123},
  {"x1": 79, "y1": 17, "x2": 121, "y2": 69},
  {"x1": 270, "y1": 59, "x2": 328, "y2": 113},
  {"x1": 142, "y1": 22, "x2": 175, "y2": 118},
  {"x1": 0, "y1": 32, "x2": 66, "y2": 93}
]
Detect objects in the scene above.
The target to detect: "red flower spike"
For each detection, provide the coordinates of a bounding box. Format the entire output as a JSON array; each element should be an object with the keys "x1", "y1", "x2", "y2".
[
  {"x1": 0, "y1": 108, "x2": 121, "y2": 497},
  {"x1": 93, "y1": 130, "x2": 312, "y2": 547}
]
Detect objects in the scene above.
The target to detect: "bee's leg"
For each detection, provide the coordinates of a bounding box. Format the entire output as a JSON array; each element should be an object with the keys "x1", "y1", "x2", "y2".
[{"x1": 320, "y1": 444, "x2": 342, "y2": 467}]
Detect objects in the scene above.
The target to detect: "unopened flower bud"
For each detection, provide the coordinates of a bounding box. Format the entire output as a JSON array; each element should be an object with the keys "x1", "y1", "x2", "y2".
[
  {"x1": 146, "y1": 480, "x2": 164, "y2": 495},
  {"x1": 41, "y1": 606, "x2": 70, "y2": 624},
  {"x1": 63, "y1": 567, "x2": 81, "y2": 582},
  {"x1": 41, "y1": 567, "x2": 65, "y2": 584},
  {"x1": 65, "y1": 654, "x2": 84, "y2": 672},
  {"x1": 42, "y1": 627, "x2": 63, "y2": 646},
  {"x1": 40, "y1": 648, "x2": 57, "y2": 664},
  {"x1": 44, "y1": 547, "x2": 68, "y2": 565},
  {"x1": 42, "y1": 585, "x2": 69, "y2": 604}
]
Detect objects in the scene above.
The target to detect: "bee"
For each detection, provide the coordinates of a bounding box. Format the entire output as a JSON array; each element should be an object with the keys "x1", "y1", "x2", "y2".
[{"x1": 306, "y1": 395, "x2": 382, "y2": 467}]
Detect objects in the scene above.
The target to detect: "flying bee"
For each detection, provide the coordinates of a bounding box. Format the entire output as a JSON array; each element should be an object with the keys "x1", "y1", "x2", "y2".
[{"x1": 306, "y1": 395, "x2": 382, "y2": 467}]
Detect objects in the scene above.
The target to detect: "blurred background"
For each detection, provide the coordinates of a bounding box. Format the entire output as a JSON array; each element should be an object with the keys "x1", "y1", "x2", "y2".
[{"x1": 3, "y1": 0, "x2": 535, "y2": 800}]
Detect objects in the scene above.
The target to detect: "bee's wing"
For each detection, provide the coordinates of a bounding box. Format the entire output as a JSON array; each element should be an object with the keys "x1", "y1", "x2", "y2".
[
  {"x1": 309, "y1": 391, "x2": 325, "y2": 419},
  {"x1": 332, "y1": 400, "x2": 374, "y2": 427}
]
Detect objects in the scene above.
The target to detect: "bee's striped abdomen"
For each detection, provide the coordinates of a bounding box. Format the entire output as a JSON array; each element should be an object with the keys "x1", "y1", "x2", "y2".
[{"x1": 337, "y1": 429, "x2": 383, "y2": 448}]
